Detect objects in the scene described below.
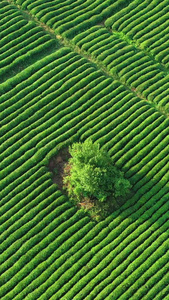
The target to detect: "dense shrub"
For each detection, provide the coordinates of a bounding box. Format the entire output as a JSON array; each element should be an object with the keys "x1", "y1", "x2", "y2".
[{"x1": 63, "y1": 139, "x2": 131, "y2": 204}]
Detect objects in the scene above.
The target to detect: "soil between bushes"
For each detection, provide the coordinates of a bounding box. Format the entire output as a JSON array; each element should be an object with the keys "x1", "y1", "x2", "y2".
[{"x1": 48, "y1": 147, "x2": 71, "y2": 193}]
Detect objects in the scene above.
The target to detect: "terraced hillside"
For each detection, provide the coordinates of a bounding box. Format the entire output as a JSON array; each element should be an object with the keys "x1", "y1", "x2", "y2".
[{"x1": 1, "y1": 0, "x2": 169, "y2": 299}]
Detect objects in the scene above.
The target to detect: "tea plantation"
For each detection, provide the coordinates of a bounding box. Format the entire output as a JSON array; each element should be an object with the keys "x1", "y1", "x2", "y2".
[{"x1": 1, "y1": 0, "x2": 169, "y2": 299}]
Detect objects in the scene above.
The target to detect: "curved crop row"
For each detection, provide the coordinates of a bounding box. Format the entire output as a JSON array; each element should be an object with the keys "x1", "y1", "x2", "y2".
[
  {"x1": 0, "y1": 199, "x2": 74, "y2": 270},
  {"x1": 44, "y1": 192, "x2": 169, "y2": 299},
  {"x1": 106, "y1": 0, "x2": 169, "y2": 70},
  {"x1": 0, "y1": 170, "x2": 53, "y2": 223},
  {"x1": 0, "y1": 213, "x2": 89, "y2": 299},
  {"x1": 0, "y1": 70, "x2": 104, "y2": 183},
  {"x1": 0, "y1": 181, "x2": 59, "y2": 241},
  {"x1": 0, "y1": 54, "x2": 86, "y2": 126},
  {"x1": 72, "y1": 25, "x2": 169, "y2": 110},
  {"x1": 0, "y1": 4, "x2": 56, "y2": 82},
  {"x1": 13, "y1": 0, "x2": 128, "y2": 39},
  {"x1": 0, "y1": 48, "x2": 73, "y2": 111},
  {"x1": 106, "y1": 0, "x2": 165, "y2": 33}
]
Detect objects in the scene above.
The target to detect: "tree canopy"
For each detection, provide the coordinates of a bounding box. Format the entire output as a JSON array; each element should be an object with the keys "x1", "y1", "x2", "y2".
[{"x1": 63, "y1": 139, "x2": 131, "y2": 205}]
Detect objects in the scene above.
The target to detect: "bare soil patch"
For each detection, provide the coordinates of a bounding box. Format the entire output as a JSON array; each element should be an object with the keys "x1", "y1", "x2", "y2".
[{"x1": 48, "y1": 147, "x2": 71, "y2": 193}]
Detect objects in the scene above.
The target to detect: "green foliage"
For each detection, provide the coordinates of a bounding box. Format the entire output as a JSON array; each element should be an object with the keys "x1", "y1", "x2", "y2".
[{"x1": 63, "y1": 139, "x2": 131, "y2": 204}]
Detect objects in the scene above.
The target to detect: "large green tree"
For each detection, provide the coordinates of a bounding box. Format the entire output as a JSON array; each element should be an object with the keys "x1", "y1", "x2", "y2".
[{"x1": 63, "y1": 139, "x2": 131, "y2": 203}]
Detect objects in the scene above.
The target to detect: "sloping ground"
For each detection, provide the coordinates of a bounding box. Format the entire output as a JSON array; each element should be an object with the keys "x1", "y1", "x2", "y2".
[{"x1": 1, "y1": 0, "x2": 169, "y2": 299}]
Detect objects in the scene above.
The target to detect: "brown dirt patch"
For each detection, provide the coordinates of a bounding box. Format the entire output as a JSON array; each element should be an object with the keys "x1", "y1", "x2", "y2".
[
  {"x1": 77, "y1": 197, "x2": 95, "y2": 210},
  {"x1": 48, "y1": 147, "x2": 71, "y2": 192}
]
